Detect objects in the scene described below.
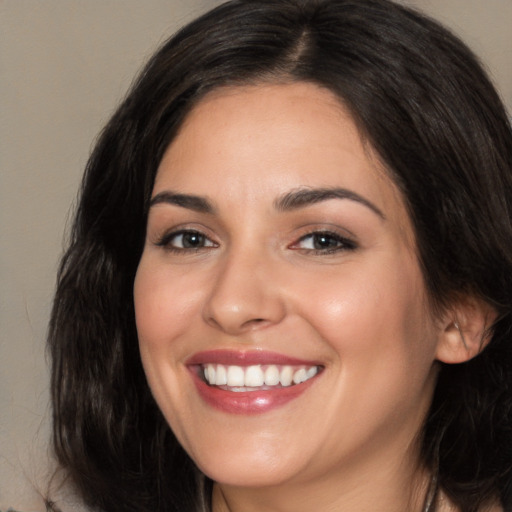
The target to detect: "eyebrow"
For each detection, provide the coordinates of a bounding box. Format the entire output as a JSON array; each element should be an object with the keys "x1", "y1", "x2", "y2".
[
  {"x1": 274, "y1": 187, "x2": 385, "y2": 219},
  {"x1": 149, "y1": 191, "x2": 215, "y2": 214},
  {"x1": 150, "y1": 187, "x2": 385, "y2": 219}
]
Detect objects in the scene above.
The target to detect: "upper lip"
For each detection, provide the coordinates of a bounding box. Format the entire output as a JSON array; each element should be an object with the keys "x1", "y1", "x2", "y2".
[{"x1": 186, "y1": 349, "x2": 321, "y2": 367}]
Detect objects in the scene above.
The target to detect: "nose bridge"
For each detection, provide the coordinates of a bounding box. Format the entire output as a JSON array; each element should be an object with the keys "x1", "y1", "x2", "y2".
[{"x1": 202, "y1": 241, "x2": 285, "y2": 334}]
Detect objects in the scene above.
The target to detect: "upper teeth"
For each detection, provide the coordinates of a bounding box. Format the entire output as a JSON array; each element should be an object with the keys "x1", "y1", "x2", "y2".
[{"x1": 202, "y1": 364, "x2": 318, "y2": 388}]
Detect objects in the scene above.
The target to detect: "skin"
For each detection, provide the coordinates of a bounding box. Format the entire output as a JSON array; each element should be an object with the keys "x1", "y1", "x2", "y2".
[{"x1": 134, "y1": 82, "x2": 457, "y2": 511}]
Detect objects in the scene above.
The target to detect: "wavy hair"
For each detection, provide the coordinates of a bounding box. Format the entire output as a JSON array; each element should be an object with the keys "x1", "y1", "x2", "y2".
[{"x1": 48, "y1": 1, "x2": 512, "y2": 510}]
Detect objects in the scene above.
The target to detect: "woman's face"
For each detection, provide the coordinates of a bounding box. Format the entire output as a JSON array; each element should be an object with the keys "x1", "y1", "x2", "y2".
[{"x1": 134, "y1": 82, "x2": 442, "y2": 489}]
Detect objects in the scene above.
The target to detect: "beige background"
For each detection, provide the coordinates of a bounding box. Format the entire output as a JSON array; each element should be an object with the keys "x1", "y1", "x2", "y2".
[{"x1": 1, "y1": 1, "x2": 510, "y2": 509}]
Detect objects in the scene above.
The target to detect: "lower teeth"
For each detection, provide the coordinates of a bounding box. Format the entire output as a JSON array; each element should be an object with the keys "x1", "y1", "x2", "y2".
[{"x1": 217, "y1": 385, "x2": 279, "y2": 392}]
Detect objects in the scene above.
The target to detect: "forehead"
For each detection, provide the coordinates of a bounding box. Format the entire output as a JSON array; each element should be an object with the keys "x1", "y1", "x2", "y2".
[
  {"x1": 154, "y1": 82, "x2": 413, "y2": 240},
  {"x1": 169, "y1": 83, "x2": 367, "y2": 162}
]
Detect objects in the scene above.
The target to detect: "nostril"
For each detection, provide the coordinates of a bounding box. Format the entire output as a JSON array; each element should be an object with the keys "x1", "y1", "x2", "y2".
[{"x1": 240, "y1": 317, "x2": 268, "y2": 330}]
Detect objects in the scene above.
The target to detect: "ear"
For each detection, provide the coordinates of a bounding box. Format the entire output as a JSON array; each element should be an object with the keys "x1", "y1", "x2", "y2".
[{"x1": 435, "y1": 296, "x2": 498, "y2": 364}]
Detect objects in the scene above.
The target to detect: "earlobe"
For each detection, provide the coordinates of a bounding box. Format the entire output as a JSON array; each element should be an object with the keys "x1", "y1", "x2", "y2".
[{"x1": 435, "y1": 297, "x2": 498, "y2": 364}]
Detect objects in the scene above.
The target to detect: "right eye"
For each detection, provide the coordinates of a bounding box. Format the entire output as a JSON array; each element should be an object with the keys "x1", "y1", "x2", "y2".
[{"x1": 156, "y1": 230, "x2": 217, "y2": 252}]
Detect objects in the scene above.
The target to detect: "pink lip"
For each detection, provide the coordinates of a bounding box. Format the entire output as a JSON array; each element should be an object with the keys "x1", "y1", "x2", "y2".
[
  {"x1": 186, "y1": 350, "x2": 321, "y2": 415},
  {"x1": 186, "y1": 349, "x2": 319, "y2": 367}
]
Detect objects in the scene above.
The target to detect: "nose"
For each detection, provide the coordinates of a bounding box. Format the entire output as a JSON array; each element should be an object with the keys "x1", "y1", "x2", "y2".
[{"x1": 202, "y1": 248, "x2": 286, "y2": 336}]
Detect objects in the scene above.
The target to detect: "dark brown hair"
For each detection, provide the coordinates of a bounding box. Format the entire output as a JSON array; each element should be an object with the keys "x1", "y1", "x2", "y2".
[{"x1": 49, "y1": 1, "x2": 512, "y2": 510}]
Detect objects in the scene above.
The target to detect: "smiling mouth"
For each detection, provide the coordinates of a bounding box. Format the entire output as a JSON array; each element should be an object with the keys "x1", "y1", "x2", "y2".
[
  {"x1": 188, "y1": 352, "x2": 323, "y2": 413},
  {"x1": 200, "y1": 363, "x2": 321, "y2": 391}
]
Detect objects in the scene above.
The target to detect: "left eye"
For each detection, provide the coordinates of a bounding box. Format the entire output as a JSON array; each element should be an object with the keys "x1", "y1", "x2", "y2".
[
  {"x1": 293, "y1": 231, "x2": 355, "y2": 252},
  {"x1": 159, "y1": 230, "x2": 216, "y2": 250}
]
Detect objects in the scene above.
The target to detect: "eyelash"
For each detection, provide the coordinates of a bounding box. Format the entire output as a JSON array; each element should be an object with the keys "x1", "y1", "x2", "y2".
[
  {"x1": 155, "y1": 228, "x2": 357, "y2": 255},
  {"x1": 155, "y1": 229, "x2": 218, "y2": 253},
  {"x1": 290, "y1": 230, "x2": 357, "y2": 254}
]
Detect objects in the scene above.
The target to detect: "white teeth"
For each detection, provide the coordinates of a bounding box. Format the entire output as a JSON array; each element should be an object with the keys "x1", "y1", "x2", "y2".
[
  {"x1": 202, "y1": 363, "x2": 320, "y2": 388},
  {"x1": 280, "y1": 366, "x2": 293, "y2": 386},
  {"x1": 207, "y1": 364, "x2": 216, "y2": 384},
  {"x1": 226, "y1": 365, "x2": 245, "y2": 387},
  {"x1": 215, "y1": 364, "x2": 227, "y2": 385},
  {"x1": 245, "y1": 365, "x2": 264, "y2": 387},
  {"x1": 293, "y1": 368, "x2": 307, "y2": 384},
  {"x1": 306, "y1": 366, "x2": 318, "y2": 379},
  {"x1": 264, "y1": 365, "x2": 280, "y2": 386}
]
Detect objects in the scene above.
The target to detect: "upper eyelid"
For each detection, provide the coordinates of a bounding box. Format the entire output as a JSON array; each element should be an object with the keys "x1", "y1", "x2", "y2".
[
  {"x1": 291, "y1": 224, "x2": 358, "y2": 243},
  {"x1": 298, "y1": 230, "x2": 351, "y2": 240},
  {"x1": 156, "y1": 228, "x2": 216, "y2": 244},
  {"x1": 148, "y1": 219, "x2": 215, "y2": 235},
  {"x1": 291, "y1": 230, "x2": 357, "y2": 247}
]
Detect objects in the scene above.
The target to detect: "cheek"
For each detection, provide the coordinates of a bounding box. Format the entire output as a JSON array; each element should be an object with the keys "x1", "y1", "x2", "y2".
[
  {"x1": 296, "y1": 256, "x2": 438, "y2": 433},
  {"x1": 133, "y1": 258, "x2": 206, "y2": 352},
  {"x1": 293, "y1": 253, "x2": 435, "y2": 367},
  {"x1": 133, "y1": 258, "x2": 203, "y2": 428}
]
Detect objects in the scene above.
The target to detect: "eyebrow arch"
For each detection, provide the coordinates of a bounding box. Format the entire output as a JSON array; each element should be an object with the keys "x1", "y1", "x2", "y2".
[
  {"x1": 149, "y1": 191, "x2": 215, "y2": 214},
  {"x1": 274, "y1": 187, "x2": 385, "y2": 219}
]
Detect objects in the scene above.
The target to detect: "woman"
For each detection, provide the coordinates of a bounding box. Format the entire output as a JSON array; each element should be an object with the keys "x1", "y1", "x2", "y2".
[{"x1": 48, "y1": 0, "x2": 512, "y2": 510}]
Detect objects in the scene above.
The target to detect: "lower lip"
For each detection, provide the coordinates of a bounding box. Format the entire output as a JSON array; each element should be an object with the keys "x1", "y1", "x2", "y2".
[{"x1": 189, "y1": 370, "x2": 318, "y2": 414}]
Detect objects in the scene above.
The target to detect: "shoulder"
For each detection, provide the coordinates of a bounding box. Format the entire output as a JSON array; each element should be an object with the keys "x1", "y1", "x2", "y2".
[
  {"x1": 483, "y1": 504, "x2": 505, "y2": 512},
  {"x1": 478, "y1": 495, "x2": 506, "y2": 512},
  {"x1": 437, "y1": 490, "x2": 505, "y2": 512}
]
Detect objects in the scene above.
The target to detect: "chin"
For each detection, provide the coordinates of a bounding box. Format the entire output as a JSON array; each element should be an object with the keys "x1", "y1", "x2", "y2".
[
  {"x1": 183, "y1": 434, "x2": 311, "y2": 488},
  {"x1": 201, "y1": 460, "x2": 297, "y2": 488}
]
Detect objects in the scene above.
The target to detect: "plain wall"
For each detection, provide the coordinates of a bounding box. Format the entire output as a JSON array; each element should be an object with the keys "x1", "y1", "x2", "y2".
[
  {"x1": 1, "y1": 1, "x2": 510, "y2": 510},
  {"x1": 0, "y1": 2, "x2": 219, "y2": 508}
]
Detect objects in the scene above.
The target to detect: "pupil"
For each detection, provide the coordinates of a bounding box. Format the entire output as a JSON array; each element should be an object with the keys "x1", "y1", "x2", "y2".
[
  {"x1": 183, "y1": 232, "x2": 203, "y2": 248},
  {"x1": 314, "y1": 234, "x2": 337, "y2": 249}
]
